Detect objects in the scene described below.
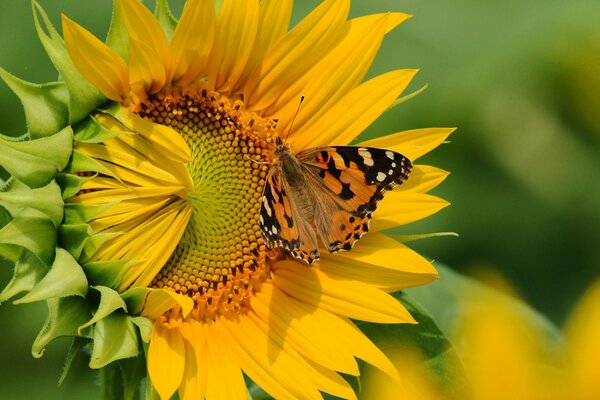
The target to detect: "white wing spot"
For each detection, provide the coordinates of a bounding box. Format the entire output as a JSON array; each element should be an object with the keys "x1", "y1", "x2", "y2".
[
  {"x1": 262, "y1": 197, "x2": 272, "y2": 216},
  {"x1": 358, "y1": 148, "x2": 374, "y2": 166},
  {"x1": 388, "y1": 169, "x2": 394, "y2": 175},
  {"x1": 391, "y1": 162, "x2": 396, "y2": 168},
  {"x1": 259, "y1": 215, "x2": 264, "y2": 224},
  {"x1": 271, "y1": 226, "x2": 278, "y2": 234},
  {"x1": 385, "y1": 151, "x2": 395, "y2": 160},
  {"x1": 376, "y1": 172, "x2": 387, "y2": 182}
]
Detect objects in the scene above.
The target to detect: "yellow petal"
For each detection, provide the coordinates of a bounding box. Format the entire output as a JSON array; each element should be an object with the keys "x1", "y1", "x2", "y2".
[
  {"x1": 271, "y1": 260, "x2": 416, "y2": 323},
  {"x1": 292, "y1": 69, "x2": 417, "y2": 150},
  {"x1": 129, "y1": 36, "x2": 166, "y2": 96},
  {"x1": 250, "y1": 283, "x2": 360, "y2": 375},
  {"x1": 141, "y1": 288, "x2": 194, "y2": 320},
  {"x1": 171, "y1": 0, "x2": 216, "y2": 86},
  {"x1": 120, "y1": 0, "x2": 171, "y2": 83},
  {"x1": 565, "y1": 279, "x2": 600, "y2": 398},
  {"x1": 203, "y1": 322, "x2": 247, "y2": 400},
  {"x1": 319, "y1": 252, "x2": 437, "y2": 293},
  {"x1": 333, "y1": 232, "x2": 438, "y2": 280},
  {"x1": 62, "y1": 15, "x2": 129, "y2": 101},
  {"x1": 207, "y1": 0, "x2": 259, "y2": 92},
  {"x1": 371, "y1": 192, "x2": 450, "y2": 231},
  {"x1": 264, "y1": 13, "x2": 389, "y2": 132},
  {"x1": 400, "y1": 165, "x2": 450, "y2": 193},
  {"x1": 245, "y1": 0, "x2": 350, "y2": 111},
  {"x1": 179, "y1": 322, "x2": 208, "y2": 400},
  {"x1": 232, "y1": 0, "x2": 293, "y2": 92},
  {"x1": 148, "y1": 320, "x2": 186, "y2": 400},
  {"x1": 358, "y1": 127, "x2": 456, "y2": 160}
]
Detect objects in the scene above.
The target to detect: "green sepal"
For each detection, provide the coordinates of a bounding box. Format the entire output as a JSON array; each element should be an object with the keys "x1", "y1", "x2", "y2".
[
  {"x1": 0, "y1": 178, "x2": 64, "y2": 227},
  {"x1": 59, "y1": 223, "x2": 92, "y2": 260},
  {"x1": 57, "y1": 172, "x2": 96, "y2": 200},
  {"x1": 0, "y1": 208, "x2": 56, "y2": 266},
  {"x1": 82, "y1": 259, "x2": 134, "y2": 288},
  {"x1": 32, "y1": 296, "x2": 93, "y2": 358},
  {"x1": 120, "y1": 287, "x2": 150, "y2": 315},
  {"x1": 32, "y1": 1, "x2": 106, "y2": 124},
  {"x1": 73, "y1": 114, "x2": 125, "y2": 144},
  {"x1": 15, "y1": 248, "x2": 88, "y2": 304},
  {"x1": 0, "y1": 126, "x2": 73, "y2": 188},
  {"x1": 66, "y1": 150, "x2": 115, "y2": 177},
  {"x1": 63, "y1": 202, "x2": 115, "y2": 225},
  {"x1": 213, "y1": 0, "x2": 223, "y2": 13},
  {"x1": 0, "y1": 250, "x2": 50, "y2": 303},
  {"x1": 130, "y1": 316, "x2": 153, "y2": 343},
  {"x1": 89, "y1": 312, "x2": 140, "y2": 369},
  {"x1": 106, "y1": 0, "x2": 129, "y2": 61},
  {"x1": 0, "y1": 69, "x2": 69, "y2": 138},
  {"x1": 388, "y1": 83, "x2": 429, "y2": 111},
  {"x1": 389, "y1": 232, "x2": 459, "y2": 244},
  {"x1": 101, "y1": 362, "x2": 126, "y2": 400},
  {"x1": 59, "y1": 337, "x2": 90, "y2": 386},
  {"x1": 155, "y1": 0, "x2": 178, "y2": 40},
  {"x1": 78, "y1": 285, "x2": 128, "y2": 333},
  {"x1": 119, "y1": 355, "x2": 147, "y2": 400},
  {"x1": 80, "y1": 231, "x2": 122, "y2": 263}
]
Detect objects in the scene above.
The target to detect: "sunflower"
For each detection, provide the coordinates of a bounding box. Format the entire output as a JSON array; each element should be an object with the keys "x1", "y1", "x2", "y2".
[{"x1": 0, "y1": 0, "x2": 452, "y2": 399}]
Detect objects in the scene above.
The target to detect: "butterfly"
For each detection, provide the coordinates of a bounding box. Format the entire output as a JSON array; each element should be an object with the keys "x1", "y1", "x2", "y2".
[{"x1": 259, "y1": 136, "x2": 412, "y2": 264}]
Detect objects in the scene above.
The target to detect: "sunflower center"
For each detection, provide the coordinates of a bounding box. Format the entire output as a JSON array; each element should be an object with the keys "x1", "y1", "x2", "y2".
[{"x1": 136, "y1": 89, "x2": 276, "y2": 321}]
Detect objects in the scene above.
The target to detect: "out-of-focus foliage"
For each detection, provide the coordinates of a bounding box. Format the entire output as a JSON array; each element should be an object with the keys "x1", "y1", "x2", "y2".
[{"x1": 1, "y1": 0, "x2": 598, "y2": 399}]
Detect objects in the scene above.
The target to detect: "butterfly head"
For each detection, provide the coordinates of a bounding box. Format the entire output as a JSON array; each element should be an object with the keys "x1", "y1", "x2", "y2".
[{"x1": 274, "y1": 136, "x2": 292, "y2": 158}]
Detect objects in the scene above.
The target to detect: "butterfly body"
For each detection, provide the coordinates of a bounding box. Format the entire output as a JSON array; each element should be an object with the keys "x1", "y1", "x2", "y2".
[{"x1": 260, "y1": 137, "x2": 412, "y2": 264}]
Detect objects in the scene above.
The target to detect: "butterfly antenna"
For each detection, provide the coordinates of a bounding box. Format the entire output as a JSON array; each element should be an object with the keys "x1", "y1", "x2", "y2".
[{"x1": 284, "y1": 95, "x2": 304, "y2": 144}]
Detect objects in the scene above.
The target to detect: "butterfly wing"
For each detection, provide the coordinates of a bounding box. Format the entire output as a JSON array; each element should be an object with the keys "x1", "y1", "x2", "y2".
[
  {"x1": 260, "y1": 168, "x2": 320, "y2": 264},
  {"x1": 298, "y1": 146, "x2": 412, "y2": 252}
]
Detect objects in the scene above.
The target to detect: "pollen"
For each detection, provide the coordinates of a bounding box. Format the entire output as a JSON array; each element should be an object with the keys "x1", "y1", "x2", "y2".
[{"x1": 136, "y1": 89, "x2": 277, "y2": 321}]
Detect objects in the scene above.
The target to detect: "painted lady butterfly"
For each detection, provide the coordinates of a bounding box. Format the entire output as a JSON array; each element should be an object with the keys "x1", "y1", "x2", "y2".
[{"x1": 260, "y1": 136, "x2": 412, "y2": 264}]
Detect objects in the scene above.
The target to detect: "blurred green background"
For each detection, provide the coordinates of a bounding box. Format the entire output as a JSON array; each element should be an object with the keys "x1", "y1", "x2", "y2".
[{"x1": 1, "y1": 0, "x2": 599, "y2": 399}]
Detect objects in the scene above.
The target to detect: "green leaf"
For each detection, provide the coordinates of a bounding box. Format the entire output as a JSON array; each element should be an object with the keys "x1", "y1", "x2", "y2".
[
  {"x1": 106, "y1": 0, "x2": 129, "y2": 61},
  {"x1": 15, "y1": 248, "x2": 88, "y2": 304},
  {"x1": 59, "y1": 337, "x2": 90, "y2": 386},
  {"x1": 90, "y1": 312, "x2": 140, "y2": 369},
  {"x1": 0, "y1": 126, "x2": 73, "y2": 188},
  {"x1": 0, "y1": 69, "x2": 70, "y2": 138},
  {"x1": 32, "y1": 1, "x2": 106, "y2": 124},
  {"x1": 0, "y1": 250, "x2": 50, "y2": 303},
  {"x1": 0, "y1": 208, "x2": 56, "y2": 266},
  {"x1": 32, "y1": 296, "x2": 93, "y2": 358},
  {"x1": 78, "y1": 285, "x2": 128, "y2": 333},
  {"x1": 155, "y1": 0, "x2": 178, "y2": 40},
  {"x1": 406, "y1": 264, "x2": 562, "y2": 351},
  {"x1": 0, "y1": 178, "x2": 64, "y2": 227},
  {"x1": 358, "y1": 292, "x2": 467, "y2": 398}
]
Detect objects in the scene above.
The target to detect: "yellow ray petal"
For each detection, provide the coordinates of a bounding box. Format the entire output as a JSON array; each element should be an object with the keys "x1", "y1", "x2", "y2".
[
  {"x1": 62, "y1": 15, "x2": 129, "y2": 101},
  {"x1": 292, "y1": 69, "x2": 417, "y2": 150},
  {"x1": 69, "y1": 186, "x2": 185, "y2": 205},
  {"x1": 400, "y1": 165, "x2": 450, "y2": 193},
  {"x1": 204, "y1": 322, "x2": 247, "y2": 400},
  {"x1": 120, "y1": 0, "x2": 171, "y2": 83},
  {"x1": 271, "y1": 260, "x2": 416, "y2": 323},
  {"x1": 171, "y1": 0, "x2": 216, "y2": 86},
  {"x1": 91, "y1": 198, "x2": 172, "y2": 231},
  {"x1": 565, "y1": 279, "x2": 600, "y2": 398},
  {"x1": 371, "y1": 192, "x2": 450, "y2": 231},
  {"x1": 266, "y1": 13, "x2": 409, "y2": 132},
  {"x1": 319, "y1": 253, "x2": 437, "y2": 293},
  {"x1": 333, "y1": 232, "x2": 438, "y2": 278},
  {"x1": 250, "y1": 283, "x2": 360, "y2": 375},
  {"x1": 141, "y1": 289, "x2": 194, "y2": 320},
  {"x1": 232, "y1": 0, "x2": 293, "y2": 92},
  {"x1": 358, "y1": 127, "x2": 456, "y2": 160},
  {"x1": 129, "y1": 36, "x2": 166, "y2": 96},
  {"x1": 245, "y1": 0, "x2": 350, "y2": 111},
  {"x1": 207, "y1": 0, "x2": 259, "y2": 92},
  {"x1": 148, "y1": 320, "x2": 186, "y2": 400},
  {"x1": 178, "y1": 322, "x2": 208, "y2": 400}
]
